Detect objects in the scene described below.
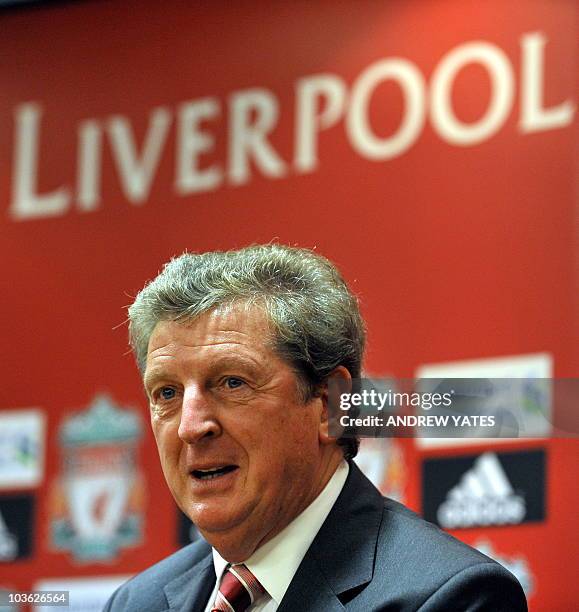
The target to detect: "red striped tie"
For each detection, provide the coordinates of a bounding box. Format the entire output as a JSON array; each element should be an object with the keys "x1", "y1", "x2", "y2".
[{"x1": 211, "y1": 564, "x2": 265, "y2": 612}]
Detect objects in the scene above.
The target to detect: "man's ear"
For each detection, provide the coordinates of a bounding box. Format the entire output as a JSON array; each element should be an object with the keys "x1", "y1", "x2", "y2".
[{"x1": 318, "y1": 366, "x2": 352, "y2": 445}]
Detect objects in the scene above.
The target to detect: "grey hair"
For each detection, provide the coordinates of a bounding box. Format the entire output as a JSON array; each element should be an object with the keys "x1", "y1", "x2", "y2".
[{"x1": 128, "y1": 244, "x2": 365, "y2": 459}]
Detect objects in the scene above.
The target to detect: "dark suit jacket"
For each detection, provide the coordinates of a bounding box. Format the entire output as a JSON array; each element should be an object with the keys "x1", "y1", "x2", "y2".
[{"x1": 104, "y1": 462, "x2": 527, "y2": 611}]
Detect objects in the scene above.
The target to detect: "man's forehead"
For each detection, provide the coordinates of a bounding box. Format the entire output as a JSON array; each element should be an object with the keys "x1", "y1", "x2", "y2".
[
  {"x1": 145, "y1": 304, "x2": 275, "y2": 361},
  {"x1": 142, "y1": 305, "x2": 297, "y2": 392},
  {"x1": 157, "y1": 304, "x2": 268, "y2": 338}
]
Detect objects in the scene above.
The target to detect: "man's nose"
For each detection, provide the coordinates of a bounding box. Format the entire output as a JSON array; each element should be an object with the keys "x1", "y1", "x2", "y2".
[{"x1": 178, "y1": 386, "x2": 222, "y2": 443}]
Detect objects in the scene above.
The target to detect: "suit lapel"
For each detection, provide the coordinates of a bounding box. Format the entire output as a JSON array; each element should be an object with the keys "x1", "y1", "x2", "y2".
[
  {"x1": 277, "y1": 555, "x2": 346, "y2": 612},
  {"x1": 162, "y1": 546, "x2": 215, "y2": 612},
  {"x1": 278, "y1": 462, "x2": 384, "y2": 611}
]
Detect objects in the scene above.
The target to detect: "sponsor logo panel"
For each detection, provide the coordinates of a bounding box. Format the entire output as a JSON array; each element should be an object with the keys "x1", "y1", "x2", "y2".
[
  {"x1": 415, "y1": 353, "x2": 552, "y2": 448},
  {"x1": 355, "y1": 438, "x2": 407, "y2": 504},
  {"x1": 49, "y1": 395, "x2": 145, "y2": 563},
  {"x1": 0, "y1": 586, "x2": 22, "y2": 611},
  {"x1": 422, "y1": 449, "x2": 546, "y2": 529},
  {"x1": 0, "y1": 409, "x2": 45, "y2": 490},
  {"x1": 33, "y1": 576, "x2": 131, "y2": 612},
  {"x1": 0, "y1": 494, "x2": 35, "y2": 562}
]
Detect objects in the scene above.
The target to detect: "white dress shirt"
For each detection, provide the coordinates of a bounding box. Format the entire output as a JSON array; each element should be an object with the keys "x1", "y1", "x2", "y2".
[{"x1": 203, "y1": 460, "x2": 349, "y2": 611}]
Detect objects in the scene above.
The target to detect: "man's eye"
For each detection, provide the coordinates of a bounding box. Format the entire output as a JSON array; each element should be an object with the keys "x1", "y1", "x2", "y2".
[
  {"x1": 159, "y1": 387, "x2": 176, "y2": 400},
  {"x1": 225, "y1": 377, "x2": 245, "y2": 389}
]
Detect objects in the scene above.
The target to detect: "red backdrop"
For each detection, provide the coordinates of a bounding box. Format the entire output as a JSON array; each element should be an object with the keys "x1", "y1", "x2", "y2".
[{"x1": 0, "y1": 1, "x2": 576, "y2": 610}]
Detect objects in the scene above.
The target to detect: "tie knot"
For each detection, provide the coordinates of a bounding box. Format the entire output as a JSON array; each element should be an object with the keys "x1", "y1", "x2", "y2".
[{"x1": 212, "y1": 564, "x2": 265, "y2": 612}]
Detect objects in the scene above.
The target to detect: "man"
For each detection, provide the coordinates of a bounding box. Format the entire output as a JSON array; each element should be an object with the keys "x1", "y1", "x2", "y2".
[{"x1": 105, "y1": 244, "x2": 527, "y2": 611}]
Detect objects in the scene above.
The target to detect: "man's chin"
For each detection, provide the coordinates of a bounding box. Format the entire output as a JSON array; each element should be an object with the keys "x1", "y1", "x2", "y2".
[
  {"x1": 195, "y1": 522, "x2": 260, "y2": 563},
  {"x1": 187, "y1": 504, "x2": 248, "y2": 535}
]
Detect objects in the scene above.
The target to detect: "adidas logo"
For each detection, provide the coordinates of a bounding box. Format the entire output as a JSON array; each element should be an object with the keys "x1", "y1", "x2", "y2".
[{"x1": 437, "y1": 452, "x2": 526, "y2": 528}]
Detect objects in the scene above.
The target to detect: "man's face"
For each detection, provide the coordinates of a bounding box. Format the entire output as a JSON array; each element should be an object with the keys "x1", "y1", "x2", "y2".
[{"x1": 144, "y1": 304, "x2": 340, "y2": 561}]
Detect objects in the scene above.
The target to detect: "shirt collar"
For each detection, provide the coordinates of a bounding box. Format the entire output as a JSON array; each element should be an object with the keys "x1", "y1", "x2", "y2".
[{"x1": 211, "y1": 460, "x2": 349, "y2": 605}]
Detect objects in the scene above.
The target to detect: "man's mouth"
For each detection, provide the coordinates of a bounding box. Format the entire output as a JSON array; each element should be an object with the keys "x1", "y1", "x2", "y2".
[{"x1": 191, "y1": 465, "x2": 238, "y2": 481}]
